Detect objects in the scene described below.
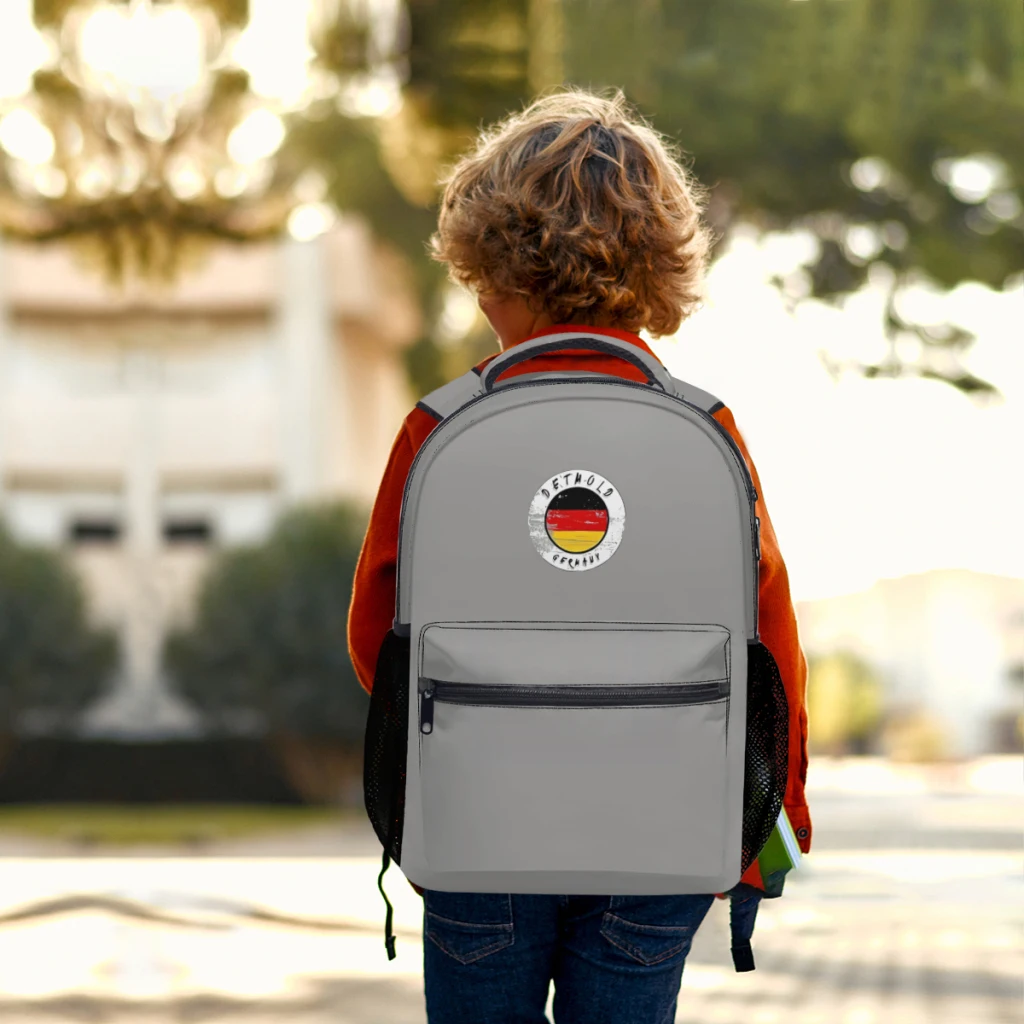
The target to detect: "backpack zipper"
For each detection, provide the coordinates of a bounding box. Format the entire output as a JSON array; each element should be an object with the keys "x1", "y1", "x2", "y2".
[{"x1": 418, "y1": 679, "x2": 729, "y2": 733}]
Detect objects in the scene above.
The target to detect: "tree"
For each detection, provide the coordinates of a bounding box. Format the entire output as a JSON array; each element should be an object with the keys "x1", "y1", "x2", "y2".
[
  {"x1": 562, "y1": 0, "x2": 1023, "y2": 398},
  {"x1": 0, "y1": 525, "x2": 117, "y2": 734},
  {"x1": 806, "y1": 650, "x2": 885, "y2": 755},
  {"x1": 300, "y1": 0, "x2": 1022, "y2": 399},
  {"x1": 291, "y1": 0, "x2": 553, "y2": 396},
  {"x1": 7, "y1": 2, "x2": 1018, "y2": 394},
  {"x1": 164, "y1": 502, "x2": 371, "y2": 803},
  {"x1": 1, "y1": 1, "x2": 294, "y2": 282},
  {"x1": 165, "y1": 502, "x2": 369, "y2": 742}
]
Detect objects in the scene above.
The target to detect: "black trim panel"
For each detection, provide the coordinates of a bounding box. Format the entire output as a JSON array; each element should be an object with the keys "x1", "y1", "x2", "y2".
[{"x1": 415, "y1": 400, "x2": 443, "y2": 422}]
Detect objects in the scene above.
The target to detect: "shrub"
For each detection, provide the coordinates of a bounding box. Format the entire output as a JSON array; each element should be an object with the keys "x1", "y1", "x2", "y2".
[
  {"x1": 0, "y1": 525, "x2": 117, "y2": 734},
  {"x1": 164, "y1": 503, "x2": 370, "y2": 746},
  {"x1": 806, "y1": 649, "x2": 885, "y2": 756}
]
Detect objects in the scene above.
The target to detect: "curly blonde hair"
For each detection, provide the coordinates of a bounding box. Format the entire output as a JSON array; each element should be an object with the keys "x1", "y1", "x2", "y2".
[{"x1": 431, "y1": 89, "x2": 712, "y2": 337}]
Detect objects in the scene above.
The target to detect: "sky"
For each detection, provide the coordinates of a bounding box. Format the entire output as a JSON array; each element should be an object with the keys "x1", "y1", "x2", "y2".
[{"x1": 649, "y1": 228, "x2": 1023, "y2": 603}]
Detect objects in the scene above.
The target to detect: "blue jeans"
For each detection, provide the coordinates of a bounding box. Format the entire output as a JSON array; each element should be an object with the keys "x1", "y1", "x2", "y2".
[{"x1": 422, "y1": 890, "x2": 716, "y2": 1024}]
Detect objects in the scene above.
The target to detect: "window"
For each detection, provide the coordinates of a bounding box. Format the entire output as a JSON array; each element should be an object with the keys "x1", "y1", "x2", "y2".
[
  {"x1": 69, "y1": 518, "x2": 122, "y2": 544},
  {"x1": 163, "y1": 518, "x2": 213, "y2": 545}
]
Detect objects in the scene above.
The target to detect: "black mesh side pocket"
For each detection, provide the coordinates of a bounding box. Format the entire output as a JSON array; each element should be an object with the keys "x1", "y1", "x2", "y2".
[
  {"x1": 741, "y1": 641, "x2": 789, "y2": 874},
  {"x1": 363, "y1": 629, "x2": 411, "y2": 864}
]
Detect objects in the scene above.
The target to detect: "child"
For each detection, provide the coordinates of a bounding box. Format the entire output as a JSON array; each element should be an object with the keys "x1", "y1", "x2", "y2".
[{"x1": 348, "y1": 88, "x2": 811, "y2": 1024}]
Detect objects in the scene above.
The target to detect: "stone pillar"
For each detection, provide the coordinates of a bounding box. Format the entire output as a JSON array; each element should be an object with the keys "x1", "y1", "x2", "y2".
[
  {"x1": 120, "y1": 343, "x2": 164, "y2": 730},
  {"x1": 0, "y1": 238, "x2": 8, "y2": 513},
  {"x1": 277, "y1": 235, "x2": 336, "y2": 504}
]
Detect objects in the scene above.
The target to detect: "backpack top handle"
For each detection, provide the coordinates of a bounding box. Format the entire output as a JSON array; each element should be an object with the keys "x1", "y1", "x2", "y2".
[{"x1": 481, "y1": 332, "x2": 673, "y2": 394}]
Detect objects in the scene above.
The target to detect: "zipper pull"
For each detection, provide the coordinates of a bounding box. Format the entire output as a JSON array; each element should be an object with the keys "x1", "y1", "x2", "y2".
[
  {"x1": 755, "y1": 516, "x2": 761, "y2": 562},
  {"x1": 420, "y1": 683, "x2": 435, "y2": 734}
]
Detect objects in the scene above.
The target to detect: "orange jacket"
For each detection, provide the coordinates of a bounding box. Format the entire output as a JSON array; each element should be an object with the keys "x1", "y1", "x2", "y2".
[{"x1": 347, "y1": 324, "x2": 813, "y2": 883}]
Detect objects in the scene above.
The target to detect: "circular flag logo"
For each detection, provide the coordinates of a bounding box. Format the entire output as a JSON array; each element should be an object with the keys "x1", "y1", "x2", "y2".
[{"x1": 528, "y1": 469, "x2": 625, "y2": 571}]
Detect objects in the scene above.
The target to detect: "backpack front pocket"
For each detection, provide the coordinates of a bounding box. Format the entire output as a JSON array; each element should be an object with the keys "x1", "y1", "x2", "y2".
[{"x1": 417, "y1": 622, "x2": 732, "y2": 878}]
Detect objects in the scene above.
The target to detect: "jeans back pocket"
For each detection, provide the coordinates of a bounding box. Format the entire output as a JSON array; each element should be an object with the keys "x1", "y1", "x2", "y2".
[
  {"x1": 424, "y1": 892, "x2": 514, "y2": 964},
  {"x1": 599, "y1": 894, "x2": 714, "y2": 967}
]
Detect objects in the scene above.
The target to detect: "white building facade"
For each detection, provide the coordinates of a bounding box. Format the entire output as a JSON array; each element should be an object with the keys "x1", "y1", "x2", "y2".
[
  {"x1": 795, "y1": 569, "x2": 1024, "y2": 757},
  {"x1": 0, "y1": 220, "x2": 419, "y2": 736}
]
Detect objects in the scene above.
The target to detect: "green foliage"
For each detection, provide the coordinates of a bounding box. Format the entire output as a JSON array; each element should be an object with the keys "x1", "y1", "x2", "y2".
[
  {"x1": 285, "y1": 114, "x2": 453, "y2": 399},
  {"x1": 564, "y1": 0, "x2": 1022, "y2": 396},
  {"x1": 8, "y1": 6, "x2": 288, "y2": 285},
  {"x1": 0, "y1": 525, "x2": 117, "y2": 733},
  {"x1": 288, "y1": 116, "x2": 444, "y2": 299},
  {"x1": 403, "y1": 0, "x2": 535, "y2": 129},
  {"x1": 164, "y1": 503, "x2": 370, "y2": 743},
  {"x1": 806, "y1": 649, "x2": 885, "y2": 755},
  {"x1": 34, "y1": 1, "x2": 251, "y2": 31},
  {"x1": 0, "y1": 803, "x2": 342, "y2": 847},
  {"x1": 301, "y1": 0, "x2": 1022, "y2": 398},
  {"x1": 294, "y1": 0, "x2": 543, "y2": 398},
  {"x1": 27, "y1": 2, "x2": 1015, "y2": 393},
  {"x1": 31, "y1": 0, "x2": 73, "y2": 28},
  {"x1": 563, "y1": 0, "x2": 1023, "y2": 295}
]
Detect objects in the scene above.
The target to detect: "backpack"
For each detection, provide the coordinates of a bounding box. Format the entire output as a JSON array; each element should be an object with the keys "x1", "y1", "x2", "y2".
[{"x1": 363, "y1": 333, "x2": 790, "y2": 968}]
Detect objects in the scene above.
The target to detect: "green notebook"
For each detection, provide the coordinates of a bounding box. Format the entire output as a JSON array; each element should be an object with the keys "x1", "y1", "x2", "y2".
[{"x1": 756, "y1": 805, "x2": 803, "y2": 879}]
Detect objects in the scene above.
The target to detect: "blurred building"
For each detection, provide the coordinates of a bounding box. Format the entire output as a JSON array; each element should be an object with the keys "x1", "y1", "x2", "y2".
[
  {"x1": 796, "y1": 569, "x2": 1024, "y2": 757},
  {"x1": 0, "y1": 220, "x2": 419, "y2": 736}
]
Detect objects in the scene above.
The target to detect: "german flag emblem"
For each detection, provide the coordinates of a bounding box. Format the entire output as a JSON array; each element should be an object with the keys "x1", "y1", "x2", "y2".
[
  {"x1": 545, "y1": 488, "x2": 608, "y2": 553},
  {"x1": 528, "y1": 469, "x2": 626, "y2": 571}
]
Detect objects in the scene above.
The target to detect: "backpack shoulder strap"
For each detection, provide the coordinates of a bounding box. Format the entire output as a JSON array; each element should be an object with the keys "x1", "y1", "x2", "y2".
[
  {"x1": 667, "y1": 373, "x2": 725, "y2": 416},
  {"x1": 415, "y1": 368, "x2": 483, "y2": 422},
  {"x1": 729, "y1": 890, "x2": 761, "y2": 972}
]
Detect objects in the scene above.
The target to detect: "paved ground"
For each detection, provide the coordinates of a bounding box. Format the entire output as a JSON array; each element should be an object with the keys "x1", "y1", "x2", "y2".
[{"x1": 0, "y1": 757, "x2": 1020, "y2": 1024}]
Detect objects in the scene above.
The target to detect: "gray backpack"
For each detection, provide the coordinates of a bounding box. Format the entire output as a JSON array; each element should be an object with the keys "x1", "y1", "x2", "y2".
[{"x1": 363, "y1": 334, "x2": 789, "y2": 968}]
